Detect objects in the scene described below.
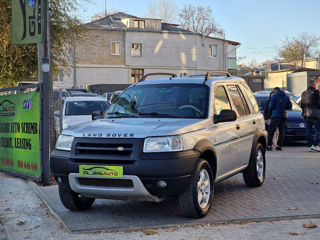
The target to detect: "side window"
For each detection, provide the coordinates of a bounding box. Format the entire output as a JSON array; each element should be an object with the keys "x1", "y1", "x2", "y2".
[
  {"x1": 240, "y1": 82, "x2": 260, "y2": 113},
  {"x1": 227, "y1": 85, "x2": 250, "y2": 117},
  {"x1": 214, "y1": 86, "x2": 232, "y2": 115}
]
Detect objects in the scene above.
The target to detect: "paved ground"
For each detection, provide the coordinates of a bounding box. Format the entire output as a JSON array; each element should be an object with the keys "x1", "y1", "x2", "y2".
[
  {"x1": 33, "y1": 145, "x2": 320, "y2": 233},
  {"x1": 0, "y1": 145, "x2": 320, "y2": 239}
]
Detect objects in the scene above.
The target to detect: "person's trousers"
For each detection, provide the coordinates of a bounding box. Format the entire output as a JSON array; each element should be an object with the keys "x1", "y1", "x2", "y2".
[
  {"x1": 268, "y1": 117, "x2": 286, "y2": 147},
  {"x1": 304, "y1": 118, "x2": 320, "y2": 147}
]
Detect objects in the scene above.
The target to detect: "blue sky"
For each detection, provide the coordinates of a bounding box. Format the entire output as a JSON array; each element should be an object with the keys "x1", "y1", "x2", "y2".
[{"x1": 78, "y1": 0, "x2": 320, "y2": 65}]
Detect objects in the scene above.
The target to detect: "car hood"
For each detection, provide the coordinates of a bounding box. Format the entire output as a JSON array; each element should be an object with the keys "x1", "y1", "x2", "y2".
[
  {"x1": 62, "y1": 118, "x2": 207, "y2": 138},
  {"x1": 287, "y1": 111, "x2": 303, "y2": 122},
  {"x1": 63, "y1": 115, "x2": 92, "y2": 128}
]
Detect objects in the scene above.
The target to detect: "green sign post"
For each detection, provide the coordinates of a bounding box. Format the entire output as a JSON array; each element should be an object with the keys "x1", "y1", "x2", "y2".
[
  {"x1": 0, "y1": 92, "x2": 41, "y2": 178},
  {"x1": 11, "y1": 0, "x2": 44, "y2": 44}
]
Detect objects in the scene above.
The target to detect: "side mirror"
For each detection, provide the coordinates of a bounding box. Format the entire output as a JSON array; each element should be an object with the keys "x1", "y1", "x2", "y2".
[
  {"x1": 92, "y1": 111, "x2": 103, "y2": 120},
  {"x1": 54, "y1": 111, "x2": 60, "y2": 117},
  {"x1": 214, "y1": 109, "x2": 237, "y2": 124}
]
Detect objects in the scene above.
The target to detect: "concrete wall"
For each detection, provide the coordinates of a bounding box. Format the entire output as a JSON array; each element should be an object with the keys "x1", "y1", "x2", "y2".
[
  {"x1": 264, "y1": 70, "x2": 294, "y2": 89},
  {"x1": 75, "y1": 30, "x2": 125, "y2": 65},
  {"x1": 125, "y1": 31, "x2": 225, "y2": 71},
  {"x1": 58, "y1": 30, "x2": 232, "y2": 89}
]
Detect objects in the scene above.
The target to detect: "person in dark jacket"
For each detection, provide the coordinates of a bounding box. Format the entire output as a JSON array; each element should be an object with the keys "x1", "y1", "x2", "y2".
[
  {"x1": 264, "y1": 90, "x2": 279, "y2": 148},
  {"x1": 300, "y1": 80, "x2": 320, "y2": 152},
  {"x1": 267, "y1": 87, "x2": 292, "y2": 151}
]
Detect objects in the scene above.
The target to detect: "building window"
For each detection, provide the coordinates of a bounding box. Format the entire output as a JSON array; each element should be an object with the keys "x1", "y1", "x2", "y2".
[
  {"x1": 132, "y1": 43, "x2": 142, "y2": 57},
  {"x1": 209, "y1": 44, "x2": 218, "y2": 58},
  {"x1": 131, "y1": 69, "x2": 144, "y2": 83},
  {"x1": 133, "y1": 20, "x2": 145, "y2": 29},
  {"x1": 111, "y1": 41, "x2": 121, "y2": 56}
]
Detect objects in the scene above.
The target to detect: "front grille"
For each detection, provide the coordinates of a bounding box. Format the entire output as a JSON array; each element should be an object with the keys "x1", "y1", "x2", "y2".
[
  {"x1": 78, "y1": 178, "x2": 133, "y2": 188},
  {"x1": 76, "y1": 142, "x2": 133, "y2": 156},
  {"x1": 72, "y1": 138, "x2": 142, "y2": 164}
]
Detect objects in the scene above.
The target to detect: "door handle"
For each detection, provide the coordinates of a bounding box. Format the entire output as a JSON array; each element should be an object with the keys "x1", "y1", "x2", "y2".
[{"x1": 236, "y1": 124, "x2": 240, "y2": 130}]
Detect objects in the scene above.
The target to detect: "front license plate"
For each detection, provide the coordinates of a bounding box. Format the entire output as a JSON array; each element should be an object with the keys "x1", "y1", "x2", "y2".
[{"x1": 79, "y1": 165, "x2": 123, "y2": 178}]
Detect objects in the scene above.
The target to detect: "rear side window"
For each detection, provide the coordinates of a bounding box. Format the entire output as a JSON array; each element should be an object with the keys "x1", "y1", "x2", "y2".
[
  {"x1": 240, "y1": 82, "x2": 260, "y2": 113},
  {"x1": 227, "y1": 85, "x2": 250, "y2": 117},
  {"x1": 214, "y1": 86, "x2": 231, "y2": 115}
]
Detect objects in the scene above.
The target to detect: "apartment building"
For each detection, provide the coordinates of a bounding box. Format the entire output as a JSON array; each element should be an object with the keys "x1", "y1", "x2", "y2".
[{"x1": 57, "y1": 12, "x2": 240, "y2": 91}]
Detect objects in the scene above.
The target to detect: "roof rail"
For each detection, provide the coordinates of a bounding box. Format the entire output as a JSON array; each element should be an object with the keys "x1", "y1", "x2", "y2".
[
  {"x1": 139, "y1": 73, "x2": 177, "y2": 81},
  {"x1": 204, "y1": 71, "x2": 232, "y2": 83}
]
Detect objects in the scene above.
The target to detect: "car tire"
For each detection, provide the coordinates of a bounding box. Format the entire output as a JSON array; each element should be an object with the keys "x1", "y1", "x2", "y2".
[
  {"x1": 179, "y1": 159, "x2": 214, "y2": 218},
  {"x1": 243, "y1": 143, "x2": 265, "y2": 187},
  {"x1": 58, "y1": 183, "x2": 95, "y2": 211}
]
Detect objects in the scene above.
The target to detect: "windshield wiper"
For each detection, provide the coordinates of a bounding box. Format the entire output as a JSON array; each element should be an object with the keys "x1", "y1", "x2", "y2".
[
  {"x1": 138, "y1": 112, "x2": 181, "y2": 118},
  {"x1": 107, "y1": 112, "x2": 139, "y2": 118}
]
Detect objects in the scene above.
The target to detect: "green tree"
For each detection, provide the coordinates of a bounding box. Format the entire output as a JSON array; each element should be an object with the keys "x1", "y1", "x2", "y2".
[
  {"x1": 0, "y1": 0, "x2": 84, "y2": 88},
  {"x1": 0, "y1": 1, "x2": 37, "y2": 87}
]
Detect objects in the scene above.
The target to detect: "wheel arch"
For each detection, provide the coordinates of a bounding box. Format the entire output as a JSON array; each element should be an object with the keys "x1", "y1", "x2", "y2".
[
  {"x1": 194, "y1": 140, "x2": 217, "y2": 181},
  {"x1": 251, "y1": 129, "x2": 268, "y2": 155}
]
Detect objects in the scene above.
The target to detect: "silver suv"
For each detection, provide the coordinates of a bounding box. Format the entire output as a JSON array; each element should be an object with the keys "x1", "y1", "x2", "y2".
[{"x1": 51, "y1": 72, "x2": 267, "y2": 218}]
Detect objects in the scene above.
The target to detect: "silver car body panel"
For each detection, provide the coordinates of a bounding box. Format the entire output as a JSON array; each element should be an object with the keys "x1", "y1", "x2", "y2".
[{"x1": 68, "y1": 173, "x2": 163, "y2": 202}]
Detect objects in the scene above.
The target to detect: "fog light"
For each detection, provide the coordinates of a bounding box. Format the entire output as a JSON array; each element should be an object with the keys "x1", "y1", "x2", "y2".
[{"x1": 157, "y1": 180, "x2": 167, "y2": 188}]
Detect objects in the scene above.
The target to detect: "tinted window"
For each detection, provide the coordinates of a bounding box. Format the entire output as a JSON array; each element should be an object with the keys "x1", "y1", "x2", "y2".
[
  {"x1": 65, "y1": 101, "x2": 108, "y2": 116},
  {"x1": 227, "y1": 86, "x2": 249, "y2": 117},
  {"x1": 291, "y1": 99, "x2": 301, "y2": 112},
  {"x1": 240, "y1": 82, "x2": 260, "y2": 113},
  {"x1": 214, "y1": 86, "x2": 231, "y2": 115}
]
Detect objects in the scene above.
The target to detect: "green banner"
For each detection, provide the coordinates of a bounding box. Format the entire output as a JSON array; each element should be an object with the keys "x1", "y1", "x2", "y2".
[
  {"x1": 0, "y1": 92, "x2": 41, "y2": 178},
  {"x1": 11, "y1": 0, "x2": 44, "y2": 45}
]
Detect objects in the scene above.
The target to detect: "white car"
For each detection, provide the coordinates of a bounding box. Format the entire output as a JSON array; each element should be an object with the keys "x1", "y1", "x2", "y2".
[{"x1": 54, "y1": 97, "x2": 109, "y2": 134}]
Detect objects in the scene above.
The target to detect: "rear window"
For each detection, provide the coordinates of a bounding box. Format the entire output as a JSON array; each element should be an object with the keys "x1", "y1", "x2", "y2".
[{"x1": 65, "y1": 101, "x2": 108, "y2": 116}]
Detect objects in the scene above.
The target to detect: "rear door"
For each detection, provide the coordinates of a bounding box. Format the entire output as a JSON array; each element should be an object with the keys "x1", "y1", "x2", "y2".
[{"x1": 226, "y1": 85, "x2": 254, "y2": 166}]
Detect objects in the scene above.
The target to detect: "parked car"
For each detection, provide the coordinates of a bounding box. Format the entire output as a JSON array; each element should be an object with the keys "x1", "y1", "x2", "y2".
[
  {"x1": 109, "y1": 90, "x2": 123, "y2": 103},
  {"x1": 54, "y1": 97, "x2": 109, "y2": 134},
  {"x1": 51, "y1": 72, "x2": 267, "y2": 218},
  {"x1": 69, "y1": 91, "x2": 99, "y2": 97},
  {"x1": 102, "y1": 92, "x2": 113, "y2": 103},
  {"x1": 254, "y1": 93, "x2": 307, "y2": 141}
]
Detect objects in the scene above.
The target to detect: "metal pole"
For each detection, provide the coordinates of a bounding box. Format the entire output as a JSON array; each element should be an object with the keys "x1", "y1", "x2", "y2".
[
  {"x1": 40, "y1": 0, "x2": 51, "y2": 186},
  {"x1": 72, "y1": 45, "x2": 77, "y2": 88},
  {"x1": 59, "y1": 89, "x2": 63, "y2": 134}
]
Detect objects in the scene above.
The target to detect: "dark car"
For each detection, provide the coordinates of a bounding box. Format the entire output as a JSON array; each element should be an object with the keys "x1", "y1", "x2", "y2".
[{"x1": 254, "y1": 93, "x2": 307, "y2": 141}]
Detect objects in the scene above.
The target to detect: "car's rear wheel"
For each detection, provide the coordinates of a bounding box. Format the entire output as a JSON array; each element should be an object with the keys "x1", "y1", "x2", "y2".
[
  {"x1": 58, "y1": 183, "x2": 95, "y2": 211},
  {"x1": 243, "y1": 143, "x2": 265, "y2": 187},
  {"x1": 179, "y1": 159, "x2": 214, "y2": 218}
]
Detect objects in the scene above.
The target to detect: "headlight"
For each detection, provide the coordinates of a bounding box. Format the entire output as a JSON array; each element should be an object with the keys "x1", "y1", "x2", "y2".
[
  {"x1": 143, "y1": 136, "x2": 184, "y2": 153},
  {"x1": 56, "y1": 135, "x2": 74, "y2": 151}
]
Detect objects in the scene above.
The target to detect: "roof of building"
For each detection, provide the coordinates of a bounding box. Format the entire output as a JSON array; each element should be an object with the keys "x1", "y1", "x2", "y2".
[{"x1": 84, "y1": 12, "x2": 240, "y2": 45}]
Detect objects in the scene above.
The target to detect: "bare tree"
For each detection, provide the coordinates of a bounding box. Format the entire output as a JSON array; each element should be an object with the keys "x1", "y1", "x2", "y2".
[
  {"x1": 278, "y1": 32, "x2": 320, "y2": 65},
  {"x1": 146, "y1": 0, "x2": 178, "y2": 23},
  {"x1": 179, "y1": 5, "x2": 224, "y2": 37}
]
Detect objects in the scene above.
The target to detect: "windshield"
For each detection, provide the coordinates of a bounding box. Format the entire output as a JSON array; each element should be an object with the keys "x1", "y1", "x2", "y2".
[
  {"x1": 106, "y1": 84, "x2": 209, "y2": 119},
  {"x1": 65, "y1": 101, "x2": 108, "y2": 116}
]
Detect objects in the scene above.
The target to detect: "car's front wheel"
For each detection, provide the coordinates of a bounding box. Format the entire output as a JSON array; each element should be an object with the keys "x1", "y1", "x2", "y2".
[
  {"x1": 58, "y1": 183, "x2": 95, "y2": 211},
  {"x1": 179, "y1": 159, "x2": 214, "y2": 218},
  {"x1": 243, "y1": 143, "x2": 266, "y2": 187}
]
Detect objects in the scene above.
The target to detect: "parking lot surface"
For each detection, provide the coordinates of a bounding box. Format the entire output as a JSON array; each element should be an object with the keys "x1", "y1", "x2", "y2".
[{"x1": 33, "y1": 145, "x2": 320, "y2": 233}]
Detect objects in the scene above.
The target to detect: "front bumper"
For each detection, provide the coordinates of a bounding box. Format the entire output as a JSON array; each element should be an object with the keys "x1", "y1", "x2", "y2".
[
  {"x1": 68, "y1": 173, "x2": 163, "y2": 202},
  {"x1": 51, "y1": 145, "x2": 199, "y2": 198}
]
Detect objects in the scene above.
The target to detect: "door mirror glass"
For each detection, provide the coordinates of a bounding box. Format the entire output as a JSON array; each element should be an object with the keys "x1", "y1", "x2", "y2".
[{"x1": 214, "y1": 109, "x2": 237, "y2": 123}]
